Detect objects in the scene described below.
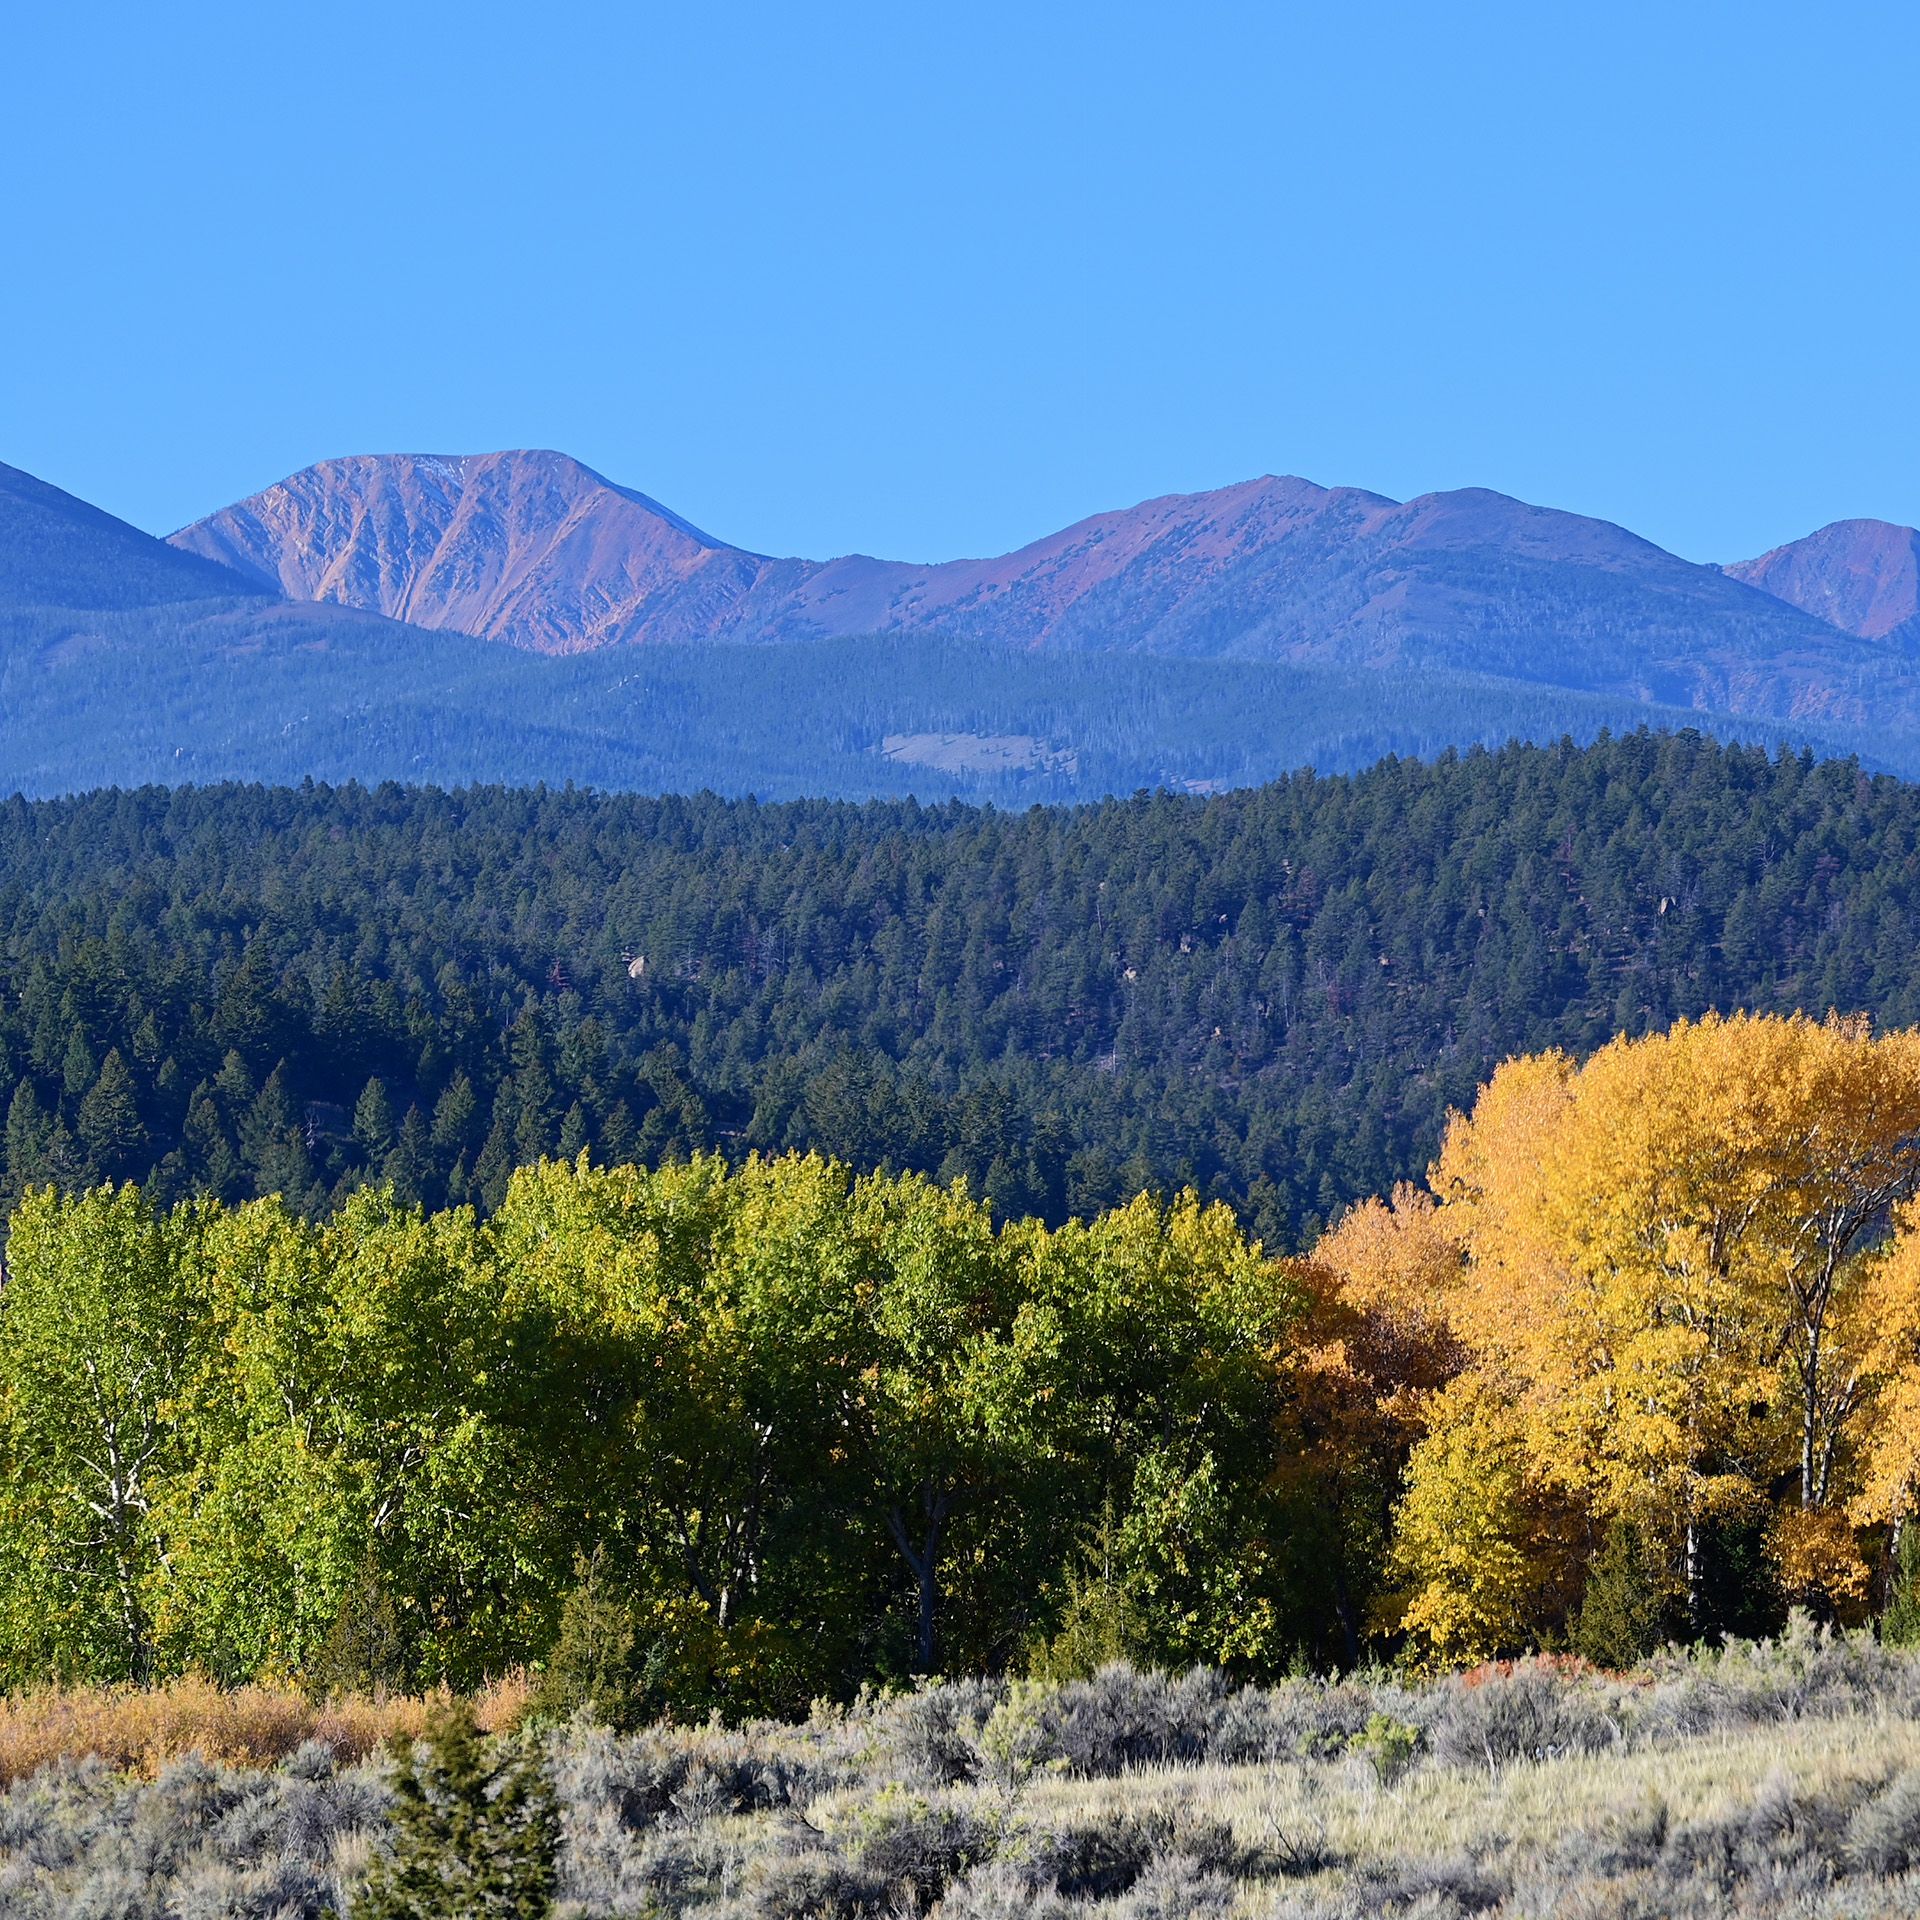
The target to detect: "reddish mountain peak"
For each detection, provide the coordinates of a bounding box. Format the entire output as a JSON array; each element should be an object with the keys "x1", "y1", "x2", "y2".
[
  {"x1": 987, "y1": 473, "x2": 1365, "y2": 571},
  {"x1": 170, "y1": 449, "x2": 754, "y2": 651},
  {"x1": 1727, "y1": 519, "x2": 1920, "y2": 646},
  {"x1": 1375, "y1": 487, "x2": 1684, "y2": 570}
]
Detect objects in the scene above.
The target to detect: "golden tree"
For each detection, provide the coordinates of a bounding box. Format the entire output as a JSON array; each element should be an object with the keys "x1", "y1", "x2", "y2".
[
  {"x1": 1397, "y1": 1011, "x2": 1920, "y2": 1657},
  {"x1": 1850, "y1": 1198, "x2": 1920, "y2": 1533}
]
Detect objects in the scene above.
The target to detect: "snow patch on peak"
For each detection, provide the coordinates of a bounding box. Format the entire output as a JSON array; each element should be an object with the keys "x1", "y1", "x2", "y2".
[{"x1": 412, "y1": 456, "x2": 469, "y2": 490}]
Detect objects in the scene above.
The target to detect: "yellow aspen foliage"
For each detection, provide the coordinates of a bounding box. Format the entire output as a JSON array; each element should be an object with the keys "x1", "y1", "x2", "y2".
[
  {"x1": 1769, "y1": 1507, "x2": 1872, "y2": 1623},
  {"x1": 1286, "y1": 1185, "x2": 1470, "y2": 1626},
  {"x1": 1384, "y1": 1373, "x2": 1577, "y2": 1671},
  {"x1": 1405, "y1": 1011, "x2": 1920, "y2": 1645},
  {"x1": 1849, "y1": 1198, "x2": 1920, "y2": 1529},
  {"x1": 1310, "y1": 1182, "x2": 1464, "y2": 1410}
]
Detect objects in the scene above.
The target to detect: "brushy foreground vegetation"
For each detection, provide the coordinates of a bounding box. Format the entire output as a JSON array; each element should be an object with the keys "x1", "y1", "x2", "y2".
[{"x1": 7, "y1": 1631, "x2": 1920, "y2": 1916}]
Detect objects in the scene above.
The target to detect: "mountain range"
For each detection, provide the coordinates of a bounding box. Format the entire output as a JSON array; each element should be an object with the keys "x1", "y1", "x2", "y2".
[
  {"x1": 4, "y1": 448, "x2": 1919, "y2": 800},
  {"x1": 171, "y1": 449, "x2": 1920, "y2": 713}
]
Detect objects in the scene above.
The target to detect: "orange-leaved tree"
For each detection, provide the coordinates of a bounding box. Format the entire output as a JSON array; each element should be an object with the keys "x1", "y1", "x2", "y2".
[{"x1": 1288, "y1": 1184, "x2": 1469, "y2": 1658}]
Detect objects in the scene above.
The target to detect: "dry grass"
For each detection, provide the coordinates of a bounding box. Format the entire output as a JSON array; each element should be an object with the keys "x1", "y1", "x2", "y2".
[{"x1": 0, "y1": 1669, "x2": 533, "y2": 1784}]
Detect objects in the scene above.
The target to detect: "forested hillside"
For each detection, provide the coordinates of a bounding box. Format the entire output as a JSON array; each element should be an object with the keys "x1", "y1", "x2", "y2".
[
  {"x1": 8, "y1": 606, "x2": 1867, "y2": 800},
  {"x1": 4, "y1": 729, "x2": 1920, "y2": 1244}
]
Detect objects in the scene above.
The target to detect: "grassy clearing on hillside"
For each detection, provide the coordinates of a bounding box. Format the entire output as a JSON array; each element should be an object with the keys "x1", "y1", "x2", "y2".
[{"x1": 5, "y1": 1621, "x2": 1920, "y2": 1915}]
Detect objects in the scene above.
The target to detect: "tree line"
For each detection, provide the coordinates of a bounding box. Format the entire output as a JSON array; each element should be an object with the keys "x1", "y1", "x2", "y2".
[
  {"x1": 6, "y1": 730, "x2": 1920, "y2": 1245},
  {"x1": 8, "y1": 1010, "x2": 1920, "y2": 1713},
  {"x1": 0, "y1": 1158, "x2": 1309, "y2": 1712}
]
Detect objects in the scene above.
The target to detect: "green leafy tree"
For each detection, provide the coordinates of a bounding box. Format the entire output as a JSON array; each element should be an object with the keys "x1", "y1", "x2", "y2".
[
  {"x1": 1015, "y1": 1192, "x2": 1305, "y2": 1672},
  {"x1": 493, "y1": 1153, "x2": 876, "y2": 1714},
  {"x1": 851, "y1": 1170, "x2": 1026, "y2": 1675},
  {"x1": 0, "y1": 1186, "x2": 211, "y2": 1681},
  {"x1": 160, "y1": 1190, "x2": 545, "y2": 1685}
]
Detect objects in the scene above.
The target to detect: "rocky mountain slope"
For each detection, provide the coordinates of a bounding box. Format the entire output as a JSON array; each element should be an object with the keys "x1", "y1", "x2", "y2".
[
  {"x1": 168, "y1": 450, "x2": 771, "y2": 655},
  {"x1": 1727, "y1": 518, "x2": 1920, "y2": 652},
  {"x1": 170, "y1": 450, "x2": 1908, "y2": 728}
]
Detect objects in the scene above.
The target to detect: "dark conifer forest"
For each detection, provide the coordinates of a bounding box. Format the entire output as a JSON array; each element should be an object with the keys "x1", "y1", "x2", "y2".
[{"x1": 4, "y1": 727, "x2": 1916, "y2": 1247}]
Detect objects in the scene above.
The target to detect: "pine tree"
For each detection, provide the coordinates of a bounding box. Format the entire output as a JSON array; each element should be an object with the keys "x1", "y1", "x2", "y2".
[
  {"x1": 77, "y1": 1049, "x2": 146, "y2": 1178},
  {"x1": 61, "y1": 1028, "x2": 96, "y2": 1102},
  {"x1": 245, "y1": 1065, "x2": 315, "y2": 1205},
  {"x1": 348, "y1": 1699, "x2": 557, "y2": 1919},
  {"x1": 432, "y1": 1073, "x2": 478, "y2": 1154},
  {"x1": 310, "y1": 1554, "x2": 408, "y2": 1699},
  {"x1": 183, "y1": 1087, "x2": 243, "y2": 1200},
  {"x1": 1571, "y1": 1521, "x2": 1667, "y2": 1669},
  {"x1": 1028, "y1": 1501, "x2": 1147, "y2": 1682},
  {"x1": 597, "y1": 1101, "x2": 636, "y2": 1169},
  {"x1": 386, "y1": 1105, "x2": 433, "y2": 1210},
  {"x1": 130, "y1": 1011, "x2": 165, "y2": 1070},
  {"x1": 1886, "y1": 1526, "x2": 1920, "y2": 1648},
  {"x1": 530, "y1": 1549, "x2": 643, "y2": 1730},
  {"x1": 354, "y1": 1077, "x2": 396, "y2": 1162},
  {"x1": 242, "y1": 1063, "x2": 299, "y2": 1166},
  {"x1": 214, "y1": 1048, "x2": 256, "y2": 1114},
  {"x1": 472, "y1": 1109, "x2": 516, "y2": 1213},
  {"x1": 3, "y1": 1079, "x2": 52, "y2": 1199}
]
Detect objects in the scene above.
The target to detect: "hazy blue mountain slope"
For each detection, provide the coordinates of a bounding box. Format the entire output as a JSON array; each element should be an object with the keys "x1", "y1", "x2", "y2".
[
  {"x1": 0, "y1": 608, "x2": 1892, "y2": 802},
  {"x1": 0, "y1": 461, "x2": 271, "y2": 611}
]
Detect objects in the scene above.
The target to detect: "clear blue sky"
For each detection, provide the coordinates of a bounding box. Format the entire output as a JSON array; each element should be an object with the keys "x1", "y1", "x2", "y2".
[{"x1": 5, "y1": 2, "x2": 1916, "y2": 565}]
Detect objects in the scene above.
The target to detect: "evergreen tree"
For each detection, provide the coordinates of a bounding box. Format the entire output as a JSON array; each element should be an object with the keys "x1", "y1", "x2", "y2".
[
  {"x1": 183, "y1": 1087, "x2": 243, "y2": 1200},
  {"x1": 432, "y1": 1073, "x2": 478, "y2": 1154},
  {"x1": 1571, "y1": 1521, "x2": 1667, "y2": 1669},
  {"x1": 214, "y1": 1049, "x2": 256, "y2": 1113},
  {"x1": 347, "y1": 1699, "x2": 557, "y2": 1919},
  {"x1": 386, "y1": 1105, "x2": 433, "y2": 1209},
  {"x1": 472, "y1": 1110, "x2": 516, "y2": 1213},
  {"x1": 61, "y1": 1028, "x2": 96, "y2": 1102},
  {"x1": 529, "y1": 1550, "x2": 644, "y2": 1730},
  {"x1": 3, "y1": 1080, "x2": 51, "y2": 1200},
  {"x1": 310, "y1": 1555, "x2": 408, "y2": 1699},
  {"x1": 353, "y1": 1077, "x2": 396, "y2": 1162},
  {"x1": 597, "y1": 1101, "x2": 636, "y2": 1169},
  {"x1": 77, "y1": 1049, "x2": 146, "y2": 1178},
  {"x1": 1886, "y1": 1526, "x2": 1920, "y2": 1648}
]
